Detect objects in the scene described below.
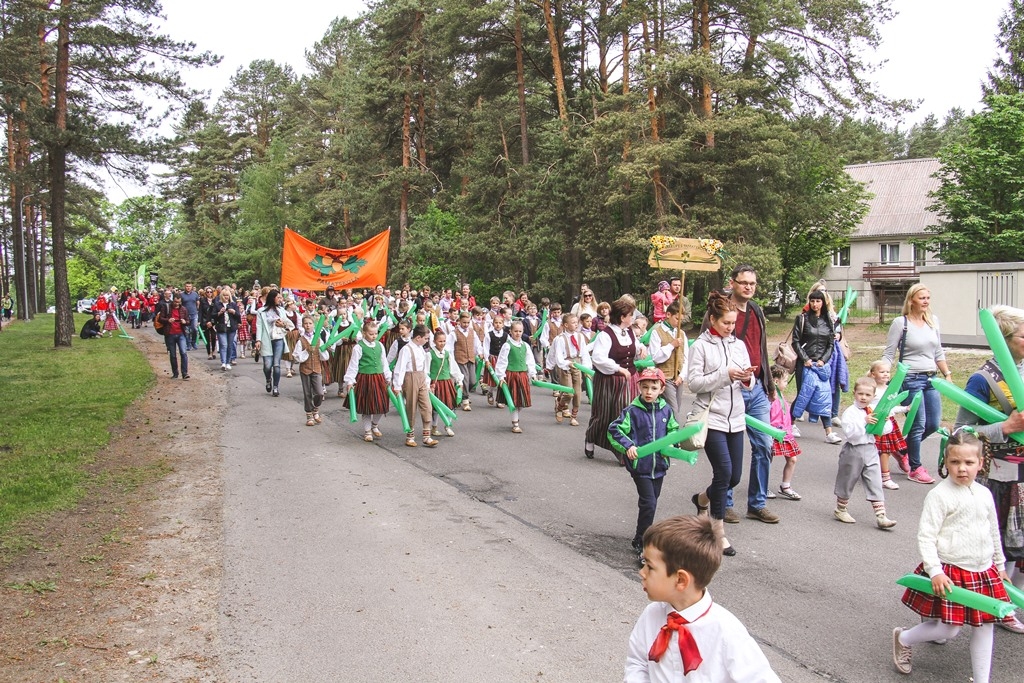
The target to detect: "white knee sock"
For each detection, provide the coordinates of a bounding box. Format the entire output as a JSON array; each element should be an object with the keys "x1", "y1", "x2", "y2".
[
  {"x1": 899, "y1": 619, "x2": 960, "y2": 646},
  {"x1": 362, "y1": 416, "x2": 372, "y2": 432},
  {"x1": 969, "y1": 623, "x2": 994, "y2": 683},
  {"x1": 511, "y1": 409, "x2": 520, "y2": 422}
]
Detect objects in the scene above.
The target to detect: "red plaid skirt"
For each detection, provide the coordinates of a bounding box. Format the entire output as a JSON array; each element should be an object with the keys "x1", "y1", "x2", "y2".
[
  {"x1": 354, "y1": 372, "x2": 391, "y2": 415},
  {"x1": 772, "y1": 438, "x2": 801, "y2": 458},
  {"x1": 236, "y1": 321, "x2": 250, "y2": 342},
  {"x1": 874, "y1": 417, "x2": 908, "y2": 456},
  {"x1": 505, "y1": 370, "x2": 532, "y2": 408},
  {"x1": 432, "y1": 378, "x2": 458, "y2": 409},
  {"x1": 901, "y1": 562, "x2": 1009, "y2": 626}
]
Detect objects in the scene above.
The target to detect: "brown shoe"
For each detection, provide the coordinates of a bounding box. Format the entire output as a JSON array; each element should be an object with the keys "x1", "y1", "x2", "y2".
[
  {"x1": 723, "y1": 507, "x2": 741, "y2": 524},
  {"x1": 555, "y1": 409, "x2": 564, "y2": 423},
  {"x1": 405, "y1": 436, "x2": 417, "y2": 447},
  {"x1": 422, "y1": 437, "x2": 439, "y2": 448},
  {"x1": 746, "y1": 507, "x2": 780, "y2": 524}
]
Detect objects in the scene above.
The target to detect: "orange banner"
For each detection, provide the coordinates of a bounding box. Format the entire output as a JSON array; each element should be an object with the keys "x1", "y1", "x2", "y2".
[{"x1": 279, "y1": 227, "x2": 390, "y2": 291}]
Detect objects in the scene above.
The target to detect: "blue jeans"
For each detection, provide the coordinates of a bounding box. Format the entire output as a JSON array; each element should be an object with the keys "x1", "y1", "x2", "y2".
[
  {"x1": 631, "y1": 475, "x2": 665, "y2": 546},
  {"x1": 704, "y1": 430, "x2": 745, "y2": 520},
  {"x1": 262, "y1": 338, "x2": 285, "y2": 388},
  {"x1": 164, "y1": 333, "x2": 188, "y2": 377},
  {"x1": 187, "y1": 313, "x2": 199, "y2": 349},
  {"x1": 901, "y1": 373, "x2": 942, "y2": 471},
  {"x1": 218, "y1": 331, "x2": 237, "y2": 366},
  {"x1": 743, "y1": 382, "x2": 773, "y2": 510}
]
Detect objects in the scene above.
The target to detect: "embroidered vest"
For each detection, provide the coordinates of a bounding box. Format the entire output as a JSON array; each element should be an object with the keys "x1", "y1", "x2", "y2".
[
  {"x1": 655, "y1": 324, "x2": 685, "y2": 379},
  {"x1": 357, "y1": 340, "x2": 384, "y2": 374},
  {"x1": 430, "y1": 349, "x2": 452, "y2": 380},
  {"x1": 506, "y1": 341, "x2": 528, "y2": 372}
]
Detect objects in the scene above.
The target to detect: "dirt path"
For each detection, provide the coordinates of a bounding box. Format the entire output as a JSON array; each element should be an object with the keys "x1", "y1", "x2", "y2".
[{"x1": 0, "y1": 332, "x2": 225, "y2": 682}]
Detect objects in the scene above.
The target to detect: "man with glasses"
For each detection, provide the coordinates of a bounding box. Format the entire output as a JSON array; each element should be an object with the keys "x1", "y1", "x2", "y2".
[{"x1": 708, "y1": 265, "x2": 780, "y2": 525}]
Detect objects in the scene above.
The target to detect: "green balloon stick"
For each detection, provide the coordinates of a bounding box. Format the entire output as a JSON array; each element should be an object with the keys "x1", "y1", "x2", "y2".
[
  {"x1": 532, "y1": 379, "x2": 574, "y2": 395},
  {"x1": 639, "y1": 325, "x2": 655, "y2": 345},
  {"x1": 866, "y1": 362, "x2": 910, "y2": 435},
  {"x1": 1004, "y1": 580, "x2": 1024, "y2": 609},
  {"x1": 980, "y1": 307, "x2": 1024, "y2": 413},
  {"x1": 428, "y1": 393, "x2": 454, "y2": 427},
  {"x1": 837, "y1": 287, "x2": 857, "y2": 325},
  {"x1": 662, "y1": 446, "x2": 699, "y2": 464},
  {"x1": 573, "y1": 362, "x2": 595, "y2": 378},
  {"x1": 348, "y1": 388, "x2": 358, "y2": 423},
  {"x1": 532, "y1": 308, "x2": 548, "y2": 340},
  {"x1": 500, "y1": 382, "x2": 516, "y2": 413},
  {"x1": 745, "y1": 414, "x2": 786, "y2": 442},
  {"x1": 930, "y1": 377, "x2": 1024, "y2": 445},
  {"x1": 456, "y1": 384, "x2": 463, "y2": 405},
  {"x1": 896, "y1": 573, "x2": 1014, "y2": 619},
  {"x1": 387, "y1": 386, "x2": 411, "y2": 432},
  {"x1": 585, "y1": 376, "x2": 593, "y2": 404},
  {"x1": 195, "y1": 324, "x2": 207, "y2": 346},
  {"x1": 635, "y1": 423, "x2": 706, "y2": 457},
  {"x1": 635, "y1": 358, "x2": 655, "y2": 369}
]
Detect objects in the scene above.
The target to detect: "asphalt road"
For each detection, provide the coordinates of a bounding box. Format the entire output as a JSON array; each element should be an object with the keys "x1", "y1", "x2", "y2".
[{"x1": 215, "y1": 356, "x2": 1019, "y2": 682}]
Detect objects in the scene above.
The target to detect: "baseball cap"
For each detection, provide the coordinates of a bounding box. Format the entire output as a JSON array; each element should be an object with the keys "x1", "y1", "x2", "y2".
[{"x1": 637, "y1": 367, "x2": 666, "y2": 386}]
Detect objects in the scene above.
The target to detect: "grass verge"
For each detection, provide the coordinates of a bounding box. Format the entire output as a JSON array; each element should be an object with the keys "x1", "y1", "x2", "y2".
[{"x1": 0, "y1": 315, "x2": 152, "y2": 538}]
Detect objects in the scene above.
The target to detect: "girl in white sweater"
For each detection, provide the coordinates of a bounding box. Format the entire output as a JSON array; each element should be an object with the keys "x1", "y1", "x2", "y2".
[{"x1": 892, "y1": 430, "x2": 1011, "y2": 682}]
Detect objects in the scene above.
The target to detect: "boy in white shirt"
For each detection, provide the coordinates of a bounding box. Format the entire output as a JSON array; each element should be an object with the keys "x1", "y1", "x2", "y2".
[
  {"x1": 392, "y1": 325, "x2": 437, "y2": 448},
  {"x1": 834, "y1": 376, "x2": 897, "y2": 529},
  {"x1": 625, "y1": 516, "x2": 779, "y2": 683},
  {"x1": 552, "y1": 313, "x2": 591, "y2": 425}
]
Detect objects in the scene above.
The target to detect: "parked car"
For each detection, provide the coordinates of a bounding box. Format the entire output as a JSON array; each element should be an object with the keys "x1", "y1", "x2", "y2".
[{"x1": 77, "y1": 298, "x2": 96, "y2": 313}]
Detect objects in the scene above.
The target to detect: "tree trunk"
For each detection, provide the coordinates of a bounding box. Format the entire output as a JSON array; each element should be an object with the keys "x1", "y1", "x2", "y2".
[
  {"x1": 399, "y1": 91, "x2": 411, "y2": 248},
  {"x1": 597, "y1": 0, "x2": 609, "y2": 94},
  {"x1": 514, "y1": 3, "x2": 529, "y2": 165},
  {"x1": 541, "y1": 0, "x2": 568, "y2": 129},
  {"x1": 697, "y1": 0, "x2": 714, "y2": 148},
  {"x1": 621, "y1": 0, "x2": 631, "y2": 231},
  {"x1": 643, "y1": 15, "x2": 665, "y2": 220},
  {"x1": 50, "y1": 1, "x2": 74, "y2": 346}
]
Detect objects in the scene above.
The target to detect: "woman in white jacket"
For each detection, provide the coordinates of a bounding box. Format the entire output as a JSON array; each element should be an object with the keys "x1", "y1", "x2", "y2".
[
  {"x1": 255, "y1": 289, "x2": 295, "y2": 397},
  {"x1": 687, "y1": 292, "x2": 755, "y2": 556}
]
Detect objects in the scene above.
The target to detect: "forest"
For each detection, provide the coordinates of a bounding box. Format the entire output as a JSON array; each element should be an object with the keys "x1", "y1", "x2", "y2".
[{"x1": 2, "y1": 0, "x2": 1020, "y2": 346}]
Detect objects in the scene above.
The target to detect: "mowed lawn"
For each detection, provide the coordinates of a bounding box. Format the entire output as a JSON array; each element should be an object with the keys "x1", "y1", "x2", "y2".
[{"x1": 0, "y1": 315, "x2": 152, "y2": 539}]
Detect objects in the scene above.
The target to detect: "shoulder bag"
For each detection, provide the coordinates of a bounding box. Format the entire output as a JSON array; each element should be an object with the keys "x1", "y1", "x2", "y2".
[
  {"x1": 680, "y1": 388, "x2": 719, "y2": 451},
  {"x1": 774, "y1": 317, "x2": 801, "y2": 373}
]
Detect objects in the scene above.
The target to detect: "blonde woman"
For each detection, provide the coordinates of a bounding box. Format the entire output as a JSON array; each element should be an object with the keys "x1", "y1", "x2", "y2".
[{"x1": 881, "y1": 284, "x2": 952, "y2": 484}]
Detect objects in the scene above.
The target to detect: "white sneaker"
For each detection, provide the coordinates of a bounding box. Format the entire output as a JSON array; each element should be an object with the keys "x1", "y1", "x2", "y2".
[
  {"x1": 882, "y1": 479, "x2": 900, "y2": 490},
  {"x1": 825, "y1": 432, "x2": 843, "y2": 444},
  {"x1": 791, "y1": 426, "x2": 801, "y2": 437}
]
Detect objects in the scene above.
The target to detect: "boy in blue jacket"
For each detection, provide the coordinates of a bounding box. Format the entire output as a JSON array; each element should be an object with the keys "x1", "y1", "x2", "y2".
[{"x1": 610, "y1": 367, "x2": 679, "y2": 566}]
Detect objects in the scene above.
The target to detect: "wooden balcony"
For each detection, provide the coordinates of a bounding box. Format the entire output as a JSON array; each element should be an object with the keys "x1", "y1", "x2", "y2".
[{"x1": 862, "y1": 261, "x2": 920, "y2": 283}]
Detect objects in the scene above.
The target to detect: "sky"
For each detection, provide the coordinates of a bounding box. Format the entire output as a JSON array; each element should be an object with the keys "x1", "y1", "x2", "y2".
[{"x1": 107, "y1": 0, "x2": 1009, "y2": 199}]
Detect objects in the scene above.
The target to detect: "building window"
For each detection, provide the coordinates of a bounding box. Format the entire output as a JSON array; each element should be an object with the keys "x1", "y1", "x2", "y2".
[
  {"x1": 831, "y1": 247, "x2": 851, "y2": 267},
  {"x1": 913, "y1": 244, "x2": 926, "y2": 267},
  {"x1": 880, "y1": 243, "x2": 900, "y2": 264}
]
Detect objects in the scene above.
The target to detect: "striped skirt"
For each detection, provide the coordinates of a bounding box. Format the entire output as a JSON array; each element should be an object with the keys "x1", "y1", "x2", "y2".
[
  {"x1": 354, "y1": 372, "x2": 390, "y2": 416},
  {"x1": 901, "y1": 562, "x2": 1009, "y2": 626},
  {"x1": 585, "y1": 371, "x2": 639, "y2": 452},
  {"x1": 874, "y1": 417, "x2": 908, "y2": 456},
  {"x1": 432, "y1": 378, "x2": 459, "y2": 409},
  {"x1": 506, "y1": 371, "x2": 532, "y2": 409},
  {"x1": 328, "y1": 342, "x2": 353, "y2": 388},
  {"x1": 483, "y1": 355, "x2": 500, "y2": 388}
]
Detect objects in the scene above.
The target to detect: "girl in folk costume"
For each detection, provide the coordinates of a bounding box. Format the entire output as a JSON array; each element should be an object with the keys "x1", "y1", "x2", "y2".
[
  {"x1": 646, "y1": 300, "x2": 689, "y2": 420},
  {"x1": 386, "y1": 320, "x2": 413, "y2": 369},
  {"x1": 234, "y1": 292, "x2": 251, "y2": 358},
  {"x1": 428, "y1": 329, "x2": 464, "y2": 437},
  {"x1": 483, "y1": 315, "x2": 509, "y2": 406},
  {"x1": 102, "y1": 288, "x2": 120, "y2": 334},
  {"x1": 493, "y1": 320, "x2": 538, "y2": 434},
  {"x1": 342, "y1": 320, "x2": 392, "y2": 443},
  {"x1": 392, "y1": 325, "x2": 438, "y2": 448},
  {"x1": 869, "y1": 359, "x2": 911, "y2": 490},
  {"x1": 552, "y1": 313, "x2": 591, "y2": 426},
  {"x1": 471, "y1": 306, "x2": 490, "y2": 395},
  {"x1": 584, "y1": 296, "x2": 646, "y2": 462},
  {"x1": 893, "y1": 431, "x2": 1010, "y2": 682},
  {"x1": 292, "y1": 315, "x2": 330, "y2": 427},
  {"x1": 451, "y1": 310, "x2": 485, "y2": 411},
  {"x1": 328, "y1": 300, "x2": 358, "y2": 397},
  {"x1": 281, "y1": 300, "x2": 303, "y2": 379}
]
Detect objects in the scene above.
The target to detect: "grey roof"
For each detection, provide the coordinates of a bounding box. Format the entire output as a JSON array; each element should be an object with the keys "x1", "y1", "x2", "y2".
[{"x1": 844, "y1": 158, "x2": 942, "y2": 239}]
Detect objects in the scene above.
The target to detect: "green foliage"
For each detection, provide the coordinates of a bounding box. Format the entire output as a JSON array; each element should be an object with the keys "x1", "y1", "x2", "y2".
[
  {"x1": 986, "y1": 0, "x2": 1024, "y2": 96},
  {"x1": 0, "y1": 315, "x2": 153, "y2": 537},
  {"x1": 925, "y1": 94, "x2": 1024, "y2": 263}
]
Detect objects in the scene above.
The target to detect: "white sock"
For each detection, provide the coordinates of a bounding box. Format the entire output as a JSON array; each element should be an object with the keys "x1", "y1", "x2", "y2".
[
  {"x1": 511, "y1": 409, "x2": 520, "y2": 422},
  {"x1": 781, "y1": 482, "x2": 791, "y2": 489},
  {"x1": 969, "y1": 623, "x2": 994, "y2": 683},
  {"x1": 362, "y1": 416, "x2": 372, "y2": 432},
  {"x1": 899, "y1": 619, "x2": 959, "y2": 646}
]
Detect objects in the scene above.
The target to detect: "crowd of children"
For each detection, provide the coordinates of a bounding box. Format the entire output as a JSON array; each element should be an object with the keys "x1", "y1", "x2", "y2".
[{"x1": 129, "y1": 279, "x2": 1024, "y2": 682}]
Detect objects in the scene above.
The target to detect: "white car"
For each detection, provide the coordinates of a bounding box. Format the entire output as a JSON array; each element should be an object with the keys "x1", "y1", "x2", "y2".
[{"x1": 77, "y1": 298, "x2": 96, "y2": 313}]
